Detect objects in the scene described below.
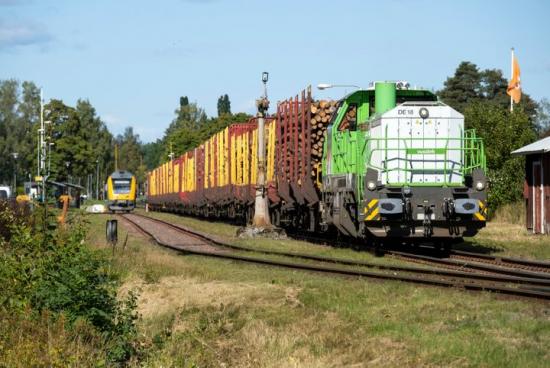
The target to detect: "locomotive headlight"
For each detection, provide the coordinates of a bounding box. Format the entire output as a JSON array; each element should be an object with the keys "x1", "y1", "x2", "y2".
[
  {"x1": 475, "y1": 181, "x2": 485, "y2": 191},
  {"x1": 367, "y1": 181, "x2": 377, "y2": 191},
  {"x1": 419, "y1": 107, "x2": 429, "y2": 119}
]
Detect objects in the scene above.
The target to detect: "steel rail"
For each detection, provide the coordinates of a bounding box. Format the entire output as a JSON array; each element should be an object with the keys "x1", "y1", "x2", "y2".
[
  {"x1": 120, "y1": 214, "x2": 550, "y2": 300},
  {"x1": 450, "y1": 249, "x2": 550, "y2": 269},
  {"x1": 389, "y1": 250, "x2": 550, "y2": 280}
]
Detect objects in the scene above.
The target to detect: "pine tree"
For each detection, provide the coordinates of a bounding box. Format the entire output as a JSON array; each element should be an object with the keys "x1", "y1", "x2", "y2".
[{"x1": 217, "y1": 94, "x2": 231, "y2": 116}]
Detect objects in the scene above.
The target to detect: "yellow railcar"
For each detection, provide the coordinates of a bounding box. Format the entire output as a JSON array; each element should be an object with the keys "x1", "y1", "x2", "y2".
[{"x1": 106, "y1": 170, "x2": 136, "y2": 212}]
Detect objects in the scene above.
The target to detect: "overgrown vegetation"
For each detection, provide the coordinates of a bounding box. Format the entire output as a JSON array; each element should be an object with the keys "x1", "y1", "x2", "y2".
[{"x1": 0, "y1": 202, "x2": 139, "y2": 366}]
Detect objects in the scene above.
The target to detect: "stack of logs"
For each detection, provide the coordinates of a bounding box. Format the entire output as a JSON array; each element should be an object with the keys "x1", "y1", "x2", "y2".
[
  {"x1": 310, "y1": 100, "x2": 336, "y2": 166},
  {"x1": 309, "y1": 100, "x2": 357, "y2": 175}
]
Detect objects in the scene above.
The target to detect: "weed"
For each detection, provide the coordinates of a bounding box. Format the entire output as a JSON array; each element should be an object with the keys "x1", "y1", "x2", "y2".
[{"x1": 0, "y1": 204, "x2": 141, "y2": 366}]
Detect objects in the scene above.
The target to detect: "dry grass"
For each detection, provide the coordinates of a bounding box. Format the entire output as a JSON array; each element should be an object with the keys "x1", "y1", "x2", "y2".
[
  {"x1": 0, "y1": 310, "x2": 105, "y2": 368},
  {"x1": 462, "y1": 202, "x2": 550, "y2": 259},
  {"x1": 123, "y1": 275, "x2": 287, "y2": 319}
]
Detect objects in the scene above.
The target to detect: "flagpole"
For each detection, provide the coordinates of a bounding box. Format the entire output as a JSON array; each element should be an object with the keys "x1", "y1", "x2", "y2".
[{"x1": 510, "y1": 47, "x2": 514, "y2": 112}]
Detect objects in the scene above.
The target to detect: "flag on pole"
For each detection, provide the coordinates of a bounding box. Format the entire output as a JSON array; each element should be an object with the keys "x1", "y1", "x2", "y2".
[{"x1": 507, "y1": 52, "x2": 521, "y2": 104}]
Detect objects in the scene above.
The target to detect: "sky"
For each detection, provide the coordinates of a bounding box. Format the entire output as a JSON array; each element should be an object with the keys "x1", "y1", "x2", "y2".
[{"x1": 1, "y1": 0, "x2": 549, "y2": 143}]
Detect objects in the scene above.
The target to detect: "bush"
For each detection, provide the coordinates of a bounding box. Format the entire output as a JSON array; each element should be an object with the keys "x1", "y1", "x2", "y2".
[
  {"x1": 0, "y1": 202, "x2": 139, "y2": 365},
  {"x1": 465, "y1": 102, "x2": 536, "y2": 212}
]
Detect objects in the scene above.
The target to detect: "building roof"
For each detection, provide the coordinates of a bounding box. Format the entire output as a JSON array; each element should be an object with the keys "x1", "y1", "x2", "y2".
[
  {"x1": 46, "y1": 180, "x2": 85, "y2": 190},
  {"x1": 511, "y1": 136, "x2": 550, "y2": 156}
]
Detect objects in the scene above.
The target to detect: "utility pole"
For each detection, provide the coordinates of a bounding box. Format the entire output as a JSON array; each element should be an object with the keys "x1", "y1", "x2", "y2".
[
  {"x1": 48, "y1": 142, "x2": 54, "y2": 176},
  {"x1": 168, "y1": 141, "x2": 174, "y2": 161},
  {"x1": 39, "y1": 89, "x2": 47, "y2": 202},
  {"x1": 510, "y1": 47, "x2": 514, "y2": 113},
  {"x1": 114, "y1": 144, "x2": 118, "y2": 171},
  {"x1": 96, "y1": 159, "x2": 100, "y2": 200},
  {"x1": 12, "y1": 152, "x2": 18, "y2": 194},
  {"x1": 252, "y1": 72, "x2": 271, "y2": 227}
]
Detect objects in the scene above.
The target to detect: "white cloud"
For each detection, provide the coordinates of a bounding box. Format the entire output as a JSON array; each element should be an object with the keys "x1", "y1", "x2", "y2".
[
  {"x1": 238, "y1": 98, "x2": 257, "y2": 113},
  {"x1": 102, "y1": 113, "x2": 125, "y2": 126},
  {"x1": 0, "y1": 19, "x2": 52, "y2": 49}
]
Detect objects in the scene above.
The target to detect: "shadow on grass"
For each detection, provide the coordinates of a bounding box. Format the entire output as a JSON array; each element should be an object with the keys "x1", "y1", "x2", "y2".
[{"x1": 451, "y1": 239, "x2": 503, "y2": 254}]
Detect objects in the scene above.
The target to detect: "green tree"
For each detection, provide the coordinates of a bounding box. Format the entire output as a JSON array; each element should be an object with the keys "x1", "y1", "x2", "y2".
[
  {"x1": 115, "y1": 127, "x2": 147, "y2": 190},
  {"x1": 200, "y1": 112, "x2": 250, "y2": 139},
  {"x1": 156, "y1": 95, "x2": 251, "y2": 168},
  {"x1": 46, "y1": 99, "x2": 91, "y2": 182},
  {"x1": 115, "y1": 127, "x2": 141, "y2": 172},
  {"x1": 75, "y1": 99, "x2": 113, "y2": 193},
  {"x1": 142, "y1": 139, "x2": 164, "y2": 170},
  {"x1": 465, "y1": 102, "x2": 536, "y2": 209},
  {"x1": 17, "y1": 82, "x2": 41, "y2": 184},
  {"x1": 439, "y1": 61, "x2": 538, "y2": 118},
  {"x1": 0, "y1": 80, "x2": 40, "y2": 189},
  {"x1": 535, "y1": 98, "x2": 550, "y2": 137},
  {"x1": 439, "y1": 61, "x2": 482, "y2": 113},
  {"x1": 217, "y1": 94, "x2": 231, "y2": 116},
  {"x1": 45, "y1": 98, "x2": 114, "y2": 188},
  {"x1": 163, "y1": 97, "x2": 207, "y2": 158}
]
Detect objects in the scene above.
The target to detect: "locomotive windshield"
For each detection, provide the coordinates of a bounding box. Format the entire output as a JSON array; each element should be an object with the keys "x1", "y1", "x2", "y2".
[{"x1": 113, "y1": 179, "x2": 131, "y2": 194}]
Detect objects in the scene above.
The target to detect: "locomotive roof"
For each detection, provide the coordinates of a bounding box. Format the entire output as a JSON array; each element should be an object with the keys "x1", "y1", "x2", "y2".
[
  {"x1": 110, "y1": 170, "x2": 134, "y2": 179},
  {"x1": 342, "y1": 88, "x2": 438, "y2": 102}
]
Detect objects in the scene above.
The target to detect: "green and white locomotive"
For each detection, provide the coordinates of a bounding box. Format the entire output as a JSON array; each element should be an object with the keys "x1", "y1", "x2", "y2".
[{"x1": 320, "y1": 81, "x2": 487, "y2": 242}]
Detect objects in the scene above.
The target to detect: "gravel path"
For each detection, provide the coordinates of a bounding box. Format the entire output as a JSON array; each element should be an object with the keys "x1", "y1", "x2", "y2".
[{"x1": 121, "y1": 213, "x2": 226, "y2": 253}]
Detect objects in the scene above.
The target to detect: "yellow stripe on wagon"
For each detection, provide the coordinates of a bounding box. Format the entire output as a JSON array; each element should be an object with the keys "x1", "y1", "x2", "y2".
[{"x1": 367, "y1": 199, "x2": 378, "y2": 209}]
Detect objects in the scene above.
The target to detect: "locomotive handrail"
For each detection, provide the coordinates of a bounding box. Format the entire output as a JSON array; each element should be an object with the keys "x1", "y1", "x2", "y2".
[{"x1": 365, "y1": 129, "x2": 485, "y2": 187}]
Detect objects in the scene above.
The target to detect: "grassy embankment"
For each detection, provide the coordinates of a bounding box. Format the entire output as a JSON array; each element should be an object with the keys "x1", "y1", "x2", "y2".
[{"x1": 86, "y1": 207, "x2": 550, "y2": 368}]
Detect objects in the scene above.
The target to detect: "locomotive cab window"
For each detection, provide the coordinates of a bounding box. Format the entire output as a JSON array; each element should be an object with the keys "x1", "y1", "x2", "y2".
[{"x1": 113, "y1": 179, "x2": 131, "y2": 194}]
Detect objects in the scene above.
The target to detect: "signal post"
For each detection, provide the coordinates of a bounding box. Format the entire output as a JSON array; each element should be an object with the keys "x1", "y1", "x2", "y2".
[{"x1": 252, "y1": 72, "x2": 271, "y2": 228}]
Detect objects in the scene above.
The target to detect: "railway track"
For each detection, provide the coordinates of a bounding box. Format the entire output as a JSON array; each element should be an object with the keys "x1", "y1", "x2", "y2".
[
  {"x1": 449, "y1": 250, "x2": 550, "y2": 272},
  {"x1": 120, "y1": 213, "x2": 550, "y2": 300},
  {"x1": 388, "y1": 250, "x2": 550, "y2": 280}
]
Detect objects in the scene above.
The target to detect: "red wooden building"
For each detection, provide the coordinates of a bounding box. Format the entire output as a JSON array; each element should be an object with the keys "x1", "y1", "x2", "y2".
[{"x1": 512, "y1": 136, "x2": 550, "y2": 234}]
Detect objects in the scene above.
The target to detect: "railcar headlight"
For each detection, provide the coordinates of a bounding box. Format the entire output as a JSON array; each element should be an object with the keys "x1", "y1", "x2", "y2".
[
  {"x1": 367, "y1": 181, "x2": 377, "y2": 191},
  {"x1": 419, "y1": 107, "x2": 429, "y2": 119},
  {"x1": 475, "y1": 181, "x2": 485, "y2": 191}
]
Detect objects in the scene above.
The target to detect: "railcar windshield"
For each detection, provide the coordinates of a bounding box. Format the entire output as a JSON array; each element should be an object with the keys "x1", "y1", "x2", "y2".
[
  {"x1": 113, "y1": 179, "x2": 131, "y2": 194},
  {"x1": 0, "y1": 190, "x2": 7, "y2": 199}
]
